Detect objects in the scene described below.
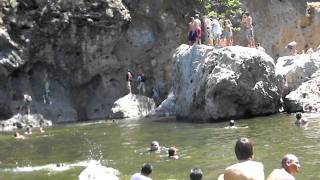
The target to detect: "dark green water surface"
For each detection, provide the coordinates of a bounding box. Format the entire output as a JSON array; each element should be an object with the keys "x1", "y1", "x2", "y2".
[{"x1": 0, "y1": 114, "x2": 319, "y2": 180}]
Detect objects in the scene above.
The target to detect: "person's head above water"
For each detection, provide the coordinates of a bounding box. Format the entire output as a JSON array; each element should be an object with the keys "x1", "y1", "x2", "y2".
[
  {"x1": 190, "y1": 167, "x2": 203, "y2": 180},
  {"x1": 141, "y1": 163, "x2": 153, "y2": 176},
  {"x1": 235, "y1": 137, "x2": 253, "y2": 161},
  {"x1": 150, "y1": 141, "x2": 160, "y2": 151},
  {"x1": 295, "y1": 113, "x2": 302, "y2": 120},
  {"x1": 168, "y1": 147, "x2": 177, "y2": 157},
  {"x1": 281, "y1": 154, "x2": 300, "y2": 176},
  {"x1": 229, "y1": 120, "x2": 235, "y2": 127}
]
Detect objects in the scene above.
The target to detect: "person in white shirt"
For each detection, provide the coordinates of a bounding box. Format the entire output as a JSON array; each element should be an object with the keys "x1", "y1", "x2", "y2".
[
  {"x1": 211, "y1": 17, "x2": 222, "y2": 47},
  {"x1": 131, "y1": 163, "x2": 153, "y2": 180}
]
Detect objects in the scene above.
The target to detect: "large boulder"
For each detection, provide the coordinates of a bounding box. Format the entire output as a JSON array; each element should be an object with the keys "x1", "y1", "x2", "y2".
[
  {"x1": 166, "y1": 44, "x2": 283, "y2": 122},
  {"x1": 111, "y1": 94, "x2": 155, "y2": 118},
  {"x1": 279, "y1": 51, "x2": 320, "y2": 112},
  {"x1": 275, "y1": 53, "x2": 320, "y2": 92},
  {"x1": 0, "y1": 113, "x2": 52, "y2": 132}
]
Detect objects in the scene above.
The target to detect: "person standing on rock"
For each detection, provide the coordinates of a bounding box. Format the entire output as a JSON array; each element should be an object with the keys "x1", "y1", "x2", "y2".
[
  {"x1": 223, "y1": 18, "x2": 233, "y2": 46},
  {"x1": 211, "y1": 17, "x2": 222, "y2": 47},
  {"x1": 23, "y1": 94, "x2": 32, "y2": 115},
  {"x1": 242, "y1": 12, "x2": 255, "y2": 48},
  {"x1": 137, "y1": 72, "x2": 146, "y2": 95},
  {"x1": 267, "y1": 154, "x2": 301, "y2": 180},
  {"x1": 194, "y1": 14, "x2": 202, "y2": 45},
  {"x1": 188, "y1": 17, "x2": 197, "y2": 45},
  {"x1": 126, "y1": 70, "x2": 133, "y2": 94},
  {"x1": 202, "y1": 15, "x2": 212, "y2": 45}
]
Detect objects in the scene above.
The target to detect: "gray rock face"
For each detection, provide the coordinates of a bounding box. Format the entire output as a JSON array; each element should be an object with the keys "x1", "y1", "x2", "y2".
[
  {"x1": 276, "y1": 51, "x2": 320, "y2": 112},
  {"x1": 169, "y1": 44, "x2": 283, "y2": 122},
  {"x1": 0, "y1": 113, "x2": 52, "y2": 132},
  {"x1": 241, "y1": 0, "x2": 320, "y2": 58},
  {"x1": 0, "y1": 0, "x2": 200, "y2": 122}
]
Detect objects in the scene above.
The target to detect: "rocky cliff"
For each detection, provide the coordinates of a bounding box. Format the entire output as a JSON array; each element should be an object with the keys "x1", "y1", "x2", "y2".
[
  {"x1": 0, "y1": 0, "x2": 201, "y2": 122},
  {"x1": 159, "y1": 44, "x2": 283, "y2": 122},
  {"x1": 241, "y1": 0, "x2": 320, "y2": 58}
]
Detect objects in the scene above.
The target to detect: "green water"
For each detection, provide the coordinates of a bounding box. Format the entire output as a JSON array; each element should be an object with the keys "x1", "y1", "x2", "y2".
[{"x1": 0, "y1": 114, "x2": 319, "y2": 180}]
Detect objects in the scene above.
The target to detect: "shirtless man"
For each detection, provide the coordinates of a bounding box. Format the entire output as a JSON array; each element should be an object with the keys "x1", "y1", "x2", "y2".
[
  {"x1": 188, "y1": 17, "x2": 197, "y2": 45},
  {"x1": 194, "y1": 14, "x2": 202, "y2": 45},
  {"x1": 267, "y1": 154, "x2": 300, "y2": 180},
  {"x1": 242, "y1": 12, "x2": 255, "y2": 48},
  {"x1": 202, "y1": 16, "x2": 212, "y2": 45},
  {"x1": 223, "y1": 138, "x2": 265, "y2": 180}
]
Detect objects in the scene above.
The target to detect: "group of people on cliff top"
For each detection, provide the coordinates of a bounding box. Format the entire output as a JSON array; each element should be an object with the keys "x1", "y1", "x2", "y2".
[
  {"x1": 188, "y1": 11, "x2": 255, "y2": 48},
  {"x1": 132, "y1": 138, "x2": 302, "y2": 180}
]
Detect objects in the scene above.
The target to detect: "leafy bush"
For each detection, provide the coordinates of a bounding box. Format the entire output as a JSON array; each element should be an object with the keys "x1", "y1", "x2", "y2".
[{"x1": 197, "y1": 0, "x2": 244, "y2": 30}]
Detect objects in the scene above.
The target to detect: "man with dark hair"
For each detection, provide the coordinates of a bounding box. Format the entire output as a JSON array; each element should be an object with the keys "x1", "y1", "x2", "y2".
[
  {"x1": 295, "y1": 113, "x2": 308, "y2": 125},
  {"x1": 168, "y1": 147, "x2": 179, "y2": 160},
  {"x1": 267, "y1": 154, "x2": 300, "y2": 180},
  {"x1": 190, "y1": 168, "x2": 203, "y2": 180},
  {"x1": 223, "y1": 138, "x2": 264, "y2": 180},
  {"x1": 131, "y1": 163, "x2": 153, "y2": 180}
]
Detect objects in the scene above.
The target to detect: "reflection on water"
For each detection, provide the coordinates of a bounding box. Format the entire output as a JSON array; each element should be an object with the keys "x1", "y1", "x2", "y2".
[{"x1": 0, "y1": 114, "x2": 319, "y2": 180}]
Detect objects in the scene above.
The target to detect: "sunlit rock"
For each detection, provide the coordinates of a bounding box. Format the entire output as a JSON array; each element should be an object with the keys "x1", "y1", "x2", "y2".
[
  {"x1": 79, "y1": 163, "x2": 119, "y2": 180},
  {"x1": 111, "y1": 94, "x2": 155, "y2": 118},
  {"x1": 161, "y1": 44, "x2": 283, "y2": 122}
]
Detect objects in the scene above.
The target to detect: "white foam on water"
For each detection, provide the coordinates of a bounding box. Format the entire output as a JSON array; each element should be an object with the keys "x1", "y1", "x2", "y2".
[{"x1": 0, "y1": 160, "x2": 102, "y2": 173}]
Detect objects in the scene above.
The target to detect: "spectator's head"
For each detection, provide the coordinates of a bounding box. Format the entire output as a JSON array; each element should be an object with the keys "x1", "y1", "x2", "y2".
[
  {"x1": 14, "y1": 132, "x2": 19, "y2": 137},
  {"x1": 296, "y1": 113, "x2": 302, "y2": 120},
  {"x1": 141, "y1": 163, "x2": 153, "y2": 176},
  {"x1": 281, "y1": 154, "x2": 300, "y2": 175},
  {"x1": 235, "y1": 138, "x2": 253, "y2": 160},
  {"x1": 245, "y1": 11, "x2": 250, "y2": 16},
  {"x1": 190, "y1": 168, "x2": 203, "y2": 180},
  {"x1": 195, "y1": 14, "x2": 199, "y2": 19},
  {"x1": 150, "y1": 141, "x2": 160, "y2": 151},
  {"x1": 168, "y1": 147, "x2": 177, "y2": 157},
  {"x1": 202, "y1": 15, "x2": 206, "y2": 20}
]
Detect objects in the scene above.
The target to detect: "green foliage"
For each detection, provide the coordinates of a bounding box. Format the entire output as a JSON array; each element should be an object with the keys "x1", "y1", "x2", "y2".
[{"x1": 201, "y1": 0, "x2": 244, "y2": 30}]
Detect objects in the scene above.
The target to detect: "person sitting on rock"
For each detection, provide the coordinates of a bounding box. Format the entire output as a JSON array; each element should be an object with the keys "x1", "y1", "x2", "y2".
[
  {"x1": 286, "y1": 41, "x2": 297, "y2": 56},
  {"x1": 256, "y1": 43, "x2": 265, "y2": 52},
  {"x1": 295, "y1": 113, "x2": 308, "y2": 125},
  {"x1": 190, "y1": 167, "x2": 203, "y2": 180},
  {"x1": 267, "y1": 154, "x2": 300, "y2": 180},
  {"x1": 131, "y1": 163, "x2": 153, "y2": 180},
  {"x1": 168, "y1": 147, "x2": 179, "y2": 160},
  {"x1": 223, "y1": 137, "x2": 265, "y2": 180},
  {"x1": 14, "y1": 132, "x2": 25, "y2": 140}
]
